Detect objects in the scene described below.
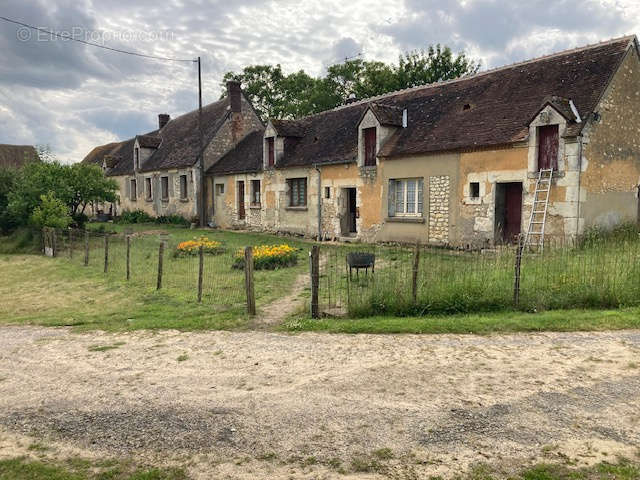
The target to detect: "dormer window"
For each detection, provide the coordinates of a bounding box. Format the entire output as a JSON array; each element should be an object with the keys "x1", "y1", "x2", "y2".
[
  {"x1": 267, "y1": 137, "x2": 275, "y2": 167},
  {"x1": 134, "y1": 147, "x2": 140, "y2": 170},
  {"x1": 363, "y1": 127, "x2": 377, "y2": 167}
]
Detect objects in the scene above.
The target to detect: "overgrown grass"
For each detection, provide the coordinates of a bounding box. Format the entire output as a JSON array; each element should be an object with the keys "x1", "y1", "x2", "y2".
[
  {"x1": 283, "y1": 308, "x2": 640, "y2": 334},
  {"x1": 319, "y1": 224, "x2": 640, "y2": 318},
  {"x1": 0, "y1": 457, "x2": 188, "y2": 480}
]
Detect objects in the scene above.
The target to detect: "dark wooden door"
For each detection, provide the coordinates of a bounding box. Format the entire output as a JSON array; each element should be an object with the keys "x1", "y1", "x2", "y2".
[
  {"x1": 348, "y1": 188, "x2": 357, "y2": 233},
  {"x1": 238, "y1": 181, "x2": 245, "y2": 220},
  {"x1": 503, "y1": 183, "x2": 523, "y2": 242},
  {"x1": 538, "y1": 125, "x2": 559, "y2": 170},
  {"x1": 364, "y1": 128, "x2": 377, "y2": 166}
]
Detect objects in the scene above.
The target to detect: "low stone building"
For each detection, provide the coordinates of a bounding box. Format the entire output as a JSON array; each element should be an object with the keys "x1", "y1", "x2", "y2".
[
  {"x1": 82, "y1": 81, "x2": 263, "y2": 222},
  {"x1": 209, "y1": 36, "x2": 640, "y2": 247}
]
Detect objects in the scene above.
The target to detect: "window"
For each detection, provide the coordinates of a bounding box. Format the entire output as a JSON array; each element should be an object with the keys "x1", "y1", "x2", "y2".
[
  {"x1": 388, "y1": 178, "x2": 423, "y2": 216},
  {"x1": 288, "y1": 178, "x2": 307, "y2": 207},
  {"x1": 161, "y1": 176, "x2": 169, "y2": 200},
  {"x1": 470, "y1": 182, "x2": 480, "y2": 199},
  {"x1": 267, "y1": 137, "x2": 275, "y2": 167},
  {"x1": 363, "y1": 127, "x2": 377, "y2": 167},
  {"x1": 251, "y1": 179, "x2": 261, "y2": 206},
  {"x1": 130, "y1": 179, "x2": 137, "y2": 201},
  {"x1": 324, "y1": 186, "x2": 331, "y2": 199},
  {"x1": 145, "y1": 177, "x2": 152, "y2": 200},
  {"x1": 134, "y1": 147, "x2": 139, "y2": 170},
  {"x1": 216, "y1": 183, "x2": 225, "y2": 195},
  {"x1": 179, "y1": 175, "x2": 188, "y2": 199},
  {"x1": 537, "y1": 124, "x2": 559, "y2": 171}
]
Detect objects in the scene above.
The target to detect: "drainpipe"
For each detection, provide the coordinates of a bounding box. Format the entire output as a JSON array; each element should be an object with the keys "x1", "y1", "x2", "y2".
[
  {"x1": 575, "y1": 134, "x2": 583, "y2": 239},
  {"x1": 315, "y1": 164, "x2": 322, "y2": 242}
]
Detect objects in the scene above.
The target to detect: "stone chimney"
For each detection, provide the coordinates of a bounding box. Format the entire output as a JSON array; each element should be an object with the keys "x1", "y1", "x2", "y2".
[
  {"x1": 227, "y1": 81, "x2": 242, "y2": 114},
  {"x1": 158, "y1": 113, "x2": 170, "y2": 129}
]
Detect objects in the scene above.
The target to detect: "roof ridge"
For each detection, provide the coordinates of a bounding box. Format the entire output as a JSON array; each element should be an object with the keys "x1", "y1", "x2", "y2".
[{"x1": 286, "y1": 34, "x2": 635, "y2": 121}]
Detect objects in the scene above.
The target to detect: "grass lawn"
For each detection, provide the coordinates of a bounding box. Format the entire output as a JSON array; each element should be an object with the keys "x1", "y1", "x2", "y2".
[
  {"x1": 283, "y1": 307, "x2": 640, "y2": 334},
  {"x1": 0, "y1": 225, "x2": 312, "y2": 331},
  {"x1": 1, "y1": 456, "x2": 639, "y2": 480}
]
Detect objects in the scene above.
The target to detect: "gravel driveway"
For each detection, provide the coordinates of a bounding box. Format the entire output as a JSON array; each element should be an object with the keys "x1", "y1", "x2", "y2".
[{"x1": 0, "y1": 326, "x2": 639, "y2": 479}]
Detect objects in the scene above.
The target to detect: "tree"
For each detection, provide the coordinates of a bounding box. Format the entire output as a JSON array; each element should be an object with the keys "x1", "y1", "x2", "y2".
[
  {"x1": 0, "y1": 167, "x2": 18, "y2": 233},
  {"x1": 221, "y1": 44, "x2": 480, "y2": 121},
  {"x1": 6, "y1": 156, "x2": 117, "y2": 230},
  {"x1": 30, "y1": 192, "x2": 71, "y2": 229}
]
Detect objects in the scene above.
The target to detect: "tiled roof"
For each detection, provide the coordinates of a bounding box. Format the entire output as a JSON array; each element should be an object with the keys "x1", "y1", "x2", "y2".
[
  {"x1": 207, "y1": 130, "x2": 264, "y2": 175},
  {"x1": 0, "y1": 144, "x2": 39, "y2": 168},
  {"x1": 270, "y1": 119, "x2": 305, "y2": 137},
  {"x1": 368, "y1": 103, "x2": 404, "y2": 127},
  {"x1": 267, "y1": 35, "x2": 635, "y2": 165},
  {"x1": 136, "y1": 134, "x2": 162, "y2": 149}
]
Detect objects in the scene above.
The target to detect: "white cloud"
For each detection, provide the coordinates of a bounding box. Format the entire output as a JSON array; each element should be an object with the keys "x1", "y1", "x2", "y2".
[{"x1": 0, "y1": 0, "x2": 638, "y2": 162}]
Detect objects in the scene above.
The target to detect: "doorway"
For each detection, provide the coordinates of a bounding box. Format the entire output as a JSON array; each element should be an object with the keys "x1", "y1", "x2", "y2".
[
  {"x1": 237, "y1": 181, "x2": 245, "y2": 220},
  {"x1": 340, "y1": 188, "x2": 357, "y2": 235},
  {"x1": 495, "y1": 182, "x2": 523, "y2": 244}
]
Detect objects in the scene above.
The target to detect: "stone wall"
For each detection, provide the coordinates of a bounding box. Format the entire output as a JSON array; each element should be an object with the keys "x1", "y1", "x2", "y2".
[{"x1": 428, "y1": 175, "x2": 450, "y2": 243}]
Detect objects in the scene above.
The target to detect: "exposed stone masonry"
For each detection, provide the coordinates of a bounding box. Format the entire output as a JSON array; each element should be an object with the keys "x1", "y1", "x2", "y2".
[{"x1": 429, "y1": 175, "x2": 450, "y2": 243}]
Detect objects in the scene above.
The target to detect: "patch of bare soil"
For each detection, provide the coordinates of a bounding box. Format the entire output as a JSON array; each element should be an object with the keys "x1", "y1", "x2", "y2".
[
  {"x1": 0, "y1": 326, "x2": 639, "y2": 479},
  {"x1": 256, "y1": 272, "x2": 309, "y2": 328}
]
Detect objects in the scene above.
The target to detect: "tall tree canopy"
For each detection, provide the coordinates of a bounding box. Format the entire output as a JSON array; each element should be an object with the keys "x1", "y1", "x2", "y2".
[{"x1": 221, "y1": 44, "x2": 480, "y2": 121}]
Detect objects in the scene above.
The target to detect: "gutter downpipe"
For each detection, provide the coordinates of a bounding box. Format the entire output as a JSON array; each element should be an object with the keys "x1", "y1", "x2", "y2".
[
  {"x1": 575, "y1": 134, "x2": 583, "y2": 239},
  {"x1": 314, "y1": 164, "x2": 322, "y2": 242}
]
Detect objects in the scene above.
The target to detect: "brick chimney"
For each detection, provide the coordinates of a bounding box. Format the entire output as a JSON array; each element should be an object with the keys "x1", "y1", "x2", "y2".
[
  {"x1": 227, "y1": 81, "x2": 242, "y2": 114},
  {"x1": 158, "y1": 113, "x2": 170, "y2": 129}
]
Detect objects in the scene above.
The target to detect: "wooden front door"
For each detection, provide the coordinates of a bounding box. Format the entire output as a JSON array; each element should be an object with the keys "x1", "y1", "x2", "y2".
[
  {"x1": 503, "y1": 183, "x2": 523, "y2": 242},
  {"x1": 538, "y1": 125, "x2": 559, "y2": 170},
  {"x1": 237, "y1": 181, "x2": 245, "y2": 220}
]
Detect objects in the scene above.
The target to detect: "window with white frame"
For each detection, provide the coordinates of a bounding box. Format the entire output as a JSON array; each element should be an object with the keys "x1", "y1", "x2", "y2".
[
  {"x1": 388, "y1": 178, "x2": 423, "y2": 216},
  {"x1": 251, "y1": 179, "x2": 261, "y2": 206}
]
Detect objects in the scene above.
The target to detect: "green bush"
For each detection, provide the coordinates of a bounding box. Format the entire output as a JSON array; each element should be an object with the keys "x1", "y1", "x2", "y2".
[
  {"x1": 156, "y1": 214, "x2": 190, "y2": 226},
  {"x1": 30, "y1": 192, "x2": 71, "y2": 229},
  {"x1": 115, "y1": 210, "x2": 154, "y2": 224}
]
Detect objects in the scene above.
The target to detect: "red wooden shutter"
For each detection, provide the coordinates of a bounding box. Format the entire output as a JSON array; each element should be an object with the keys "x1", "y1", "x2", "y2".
[
  {"x1": 267, "y1": 138, "x2": 275, "y2": 167},
  {"x1": 538, "y1": 125, "x2": 559, "y2": 170},
  {"x1": 238, "y1": 181, "x2": 245, "y2": 219},
  {"x1": 364, "y1": 128, "x2": 377, "y2": 167}
]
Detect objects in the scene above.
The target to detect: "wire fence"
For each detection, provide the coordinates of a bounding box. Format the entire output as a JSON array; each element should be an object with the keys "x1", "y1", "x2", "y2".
[
  {"x1": 318, "y1": 234, "x2": 640, "y2": 317},
  {"x1": 43, "y1": 227, "x2": 248, "y2": 310}
]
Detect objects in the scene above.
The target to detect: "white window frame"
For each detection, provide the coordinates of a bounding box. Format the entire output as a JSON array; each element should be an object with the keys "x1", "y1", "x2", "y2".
[
  {"x1": 393, "y1": 178, "x2": 422, "y2": 217},
  {"x1": 251, "y1": 179, "x2": 261, "y2": 206}
]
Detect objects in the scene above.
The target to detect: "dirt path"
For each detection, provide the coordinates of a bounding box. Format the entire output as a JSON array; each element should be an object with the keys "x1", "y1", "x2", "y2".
[
  {"x1": 254, "y1": 271, "x2": 309, "y2": 328},
  {"x1": 0, "y1": 326, "x2": 639, "y2": 479}
]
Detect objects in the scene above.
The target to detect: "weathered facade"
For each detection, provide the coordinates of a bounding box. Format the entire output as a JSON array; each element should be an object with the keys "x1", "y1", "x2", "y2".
[
  {"x1": 209, "y1": 36, "x2": 640, "y2": 246},
  {"x1": 82, "y1": 82, "x2": 263, "y2": 222}
]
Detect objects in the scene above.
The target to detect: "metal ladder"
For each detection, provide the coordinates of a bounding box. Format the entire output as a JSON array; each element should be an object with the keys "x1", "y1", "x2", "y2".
[{"x1": 524, "y1": 168, "x2": 553, "y2": 253}]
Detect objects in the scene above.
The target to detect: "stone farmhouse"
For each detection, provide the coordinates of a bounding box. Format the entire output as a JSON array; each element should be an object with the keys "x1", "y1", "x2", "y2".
[{"x1": 85, "y1": 36, "x2": 640, "y2": 247}]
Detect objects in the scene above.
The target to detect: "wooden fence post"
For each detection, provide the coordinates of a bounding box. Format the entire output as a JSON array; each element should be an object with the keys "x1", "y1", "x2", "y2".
[
  {"x1": 126, "y1": 235, "x2": 131, "y2": 281},
  {"x1": 310, "y1": 245, "x2": 320, "y2": 319},
  {"x1": 513, "y1": 234, "x2": 523, "y2": 307},
  {"x1": 84, "y1": 231, "x2": 89, "y2": 266},
  {"x1": 197, "y1": 245, "x2": 204, "y2": 302},
  {"x1": 103, "y1": 234, "x2": 109, "y2": 273},
  {"x1": 412, "y1": 240, "x2": 420, "y2": 304},
  {"x1": 157, "y1": 241, "x2": 164, "y2": 290},
  {"x1": 244, "y1": 246, "x2": 256, "y2": 315}
]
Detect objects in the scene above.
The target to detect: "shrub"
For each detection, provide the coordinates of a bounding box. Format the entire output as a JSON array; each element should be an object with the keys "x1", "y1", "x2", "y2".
[
  {"x1": 115, "y1": 209, "x2": 154, "y2": 224},
  {"x1": 174, "y1": 237, "x2": 224, "y2": 257},
  {"x1": 156, "y1": 214, "x2": 190, "y2": 226},
  {"x1": 232, "y1": 244, "x2": 298, "y2": 270},
  {"x1": 30, "y1": 192, "x2": 72, "y2": 229}
]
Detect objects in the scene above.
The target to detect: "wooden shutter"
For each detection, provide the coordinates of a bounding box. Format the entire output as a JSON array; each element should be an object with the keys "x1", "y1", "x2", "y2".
[
  {"x1": 538, "y1": 125, "x2": 559, "y2": 170},
  {"x1": 418, "y1": 178, "x2": 424, "y2": 214},
  {"x1": 364, "y1": 128, "x2": 377, "y2": 167},
  {"x1": 388, "y1": 180, "x2": 396, "y2": 217}
]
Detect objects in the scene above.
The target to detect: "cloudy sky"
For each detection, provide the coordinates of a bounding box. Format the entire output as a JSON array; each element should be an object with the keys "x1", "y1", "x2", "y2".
[{"x1": 1, "y1": 0, "x2": 638, "y2": 163}]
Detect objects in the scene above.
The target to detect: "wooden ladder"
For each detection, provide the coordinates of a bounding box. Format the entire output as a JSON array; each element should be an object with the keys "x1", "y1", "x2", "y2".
[{"x1": 524, "y1": 168, "x2": 553, "y2": 253}]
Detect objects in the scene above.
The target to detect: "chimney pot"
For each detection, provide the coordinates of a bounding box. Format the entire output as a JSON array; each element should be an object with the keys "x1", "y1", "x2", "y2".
[
  {"x1": 227, "y1": 81, "x2": 242, "y2": 113},
  {"x1": 158, "y1": 113, "x2": 170, "y2": 129}
]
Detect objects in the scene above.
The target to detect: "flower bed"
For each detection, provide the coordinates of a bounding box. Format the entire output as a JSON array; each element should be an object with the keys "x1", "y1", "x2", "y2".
[
  {"x1": 174, "y1": 237, "x2": 223, "y2": 257},
  {"x1": 232, "y1": 244, "x2": 298, "y2": 270}
]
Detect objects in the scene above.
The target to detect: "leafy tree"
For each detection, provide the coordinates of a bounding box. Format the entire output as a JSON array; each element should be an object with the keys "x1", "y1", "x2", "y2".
[
  {"x1": 30, "y1": 192, "x2": 71, "y2": 229},
  {"x1": 221, "y1": 44, "x2": 480, "y2": 121},
  {"x1": 6, "y1": 156, "x2": 117, "y2": 230},
  {"x1": 0, "y1": 167, "x2": 18, "y2": 233}
]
